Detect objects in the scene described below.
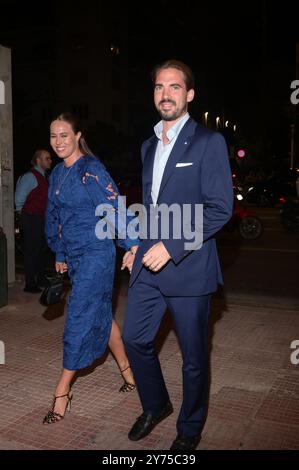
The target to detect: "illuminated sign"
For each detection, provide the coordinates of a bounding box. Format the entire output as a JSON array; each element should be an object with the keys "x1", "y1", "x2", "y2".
[{"x1": 237, "y1": 149, "x2": 245, "y2": 158}]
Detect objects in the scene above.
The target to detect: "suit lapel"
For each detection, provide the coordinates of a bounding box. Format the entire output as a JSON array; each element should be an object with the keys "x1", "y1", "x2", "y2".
[
  {"x1": 157, "y1": 117, "x2": 197, "y2": 202},
  {"x1": 142, "y1": 137, "x2": 157, "y2": 204}
]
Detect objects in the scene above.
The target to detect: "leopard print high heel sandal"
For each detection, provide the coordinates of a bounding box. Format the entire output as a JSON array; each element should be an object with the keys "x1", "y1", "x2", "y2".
[
  {"x1": 119, "y1": 365, "x2": 136, "y2": 393},
  {"x1": 43, "y1": 391, "x2": 73, "y2": 424}
]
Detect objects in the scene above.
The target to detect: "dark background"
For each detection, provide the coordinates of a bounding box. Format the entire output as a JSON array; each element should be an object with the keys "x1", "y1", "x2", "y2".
[{"x1": 0, "y1": 0, "x2": 299, "y2": 180}]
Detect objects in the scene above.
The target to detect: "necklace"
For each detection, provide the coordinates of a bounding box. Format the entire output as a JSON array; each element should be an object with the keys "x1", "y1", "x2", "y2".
[{"x1": 55, "y1": 165, "x2": 74, "y2": 195}]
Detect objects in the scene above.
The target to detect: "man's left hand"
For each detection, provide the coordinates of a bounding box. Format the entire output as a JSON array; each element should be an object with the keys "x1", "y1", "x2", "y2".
[{"x1": 142, "y1": 241, "x2": 171, "y2": 272}]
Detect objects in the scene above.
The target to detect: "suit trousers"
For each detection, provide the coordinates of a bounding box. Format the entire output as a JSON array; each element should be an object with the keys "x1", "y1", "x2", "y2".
[{"x1": 123, "y1": 267, "x2": 211, "y2": 438}]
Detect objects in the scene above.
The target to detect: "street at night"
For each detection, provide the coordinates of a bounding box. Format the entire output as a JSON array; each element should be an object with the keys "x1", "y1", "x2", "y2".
[
  {"x1": 0, "y1": 202, "x2": 298, "y2": 452},
  {"x1": 217, "y1": 205, "x2": 299, "y2": 306}
]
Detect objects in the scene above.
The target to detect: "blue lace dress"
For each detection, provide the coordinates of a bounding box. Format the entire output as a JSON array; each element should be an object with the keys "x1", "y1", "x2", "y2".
[{"x1": 45, "y1": 155, "x2": 138, "y2": 370}]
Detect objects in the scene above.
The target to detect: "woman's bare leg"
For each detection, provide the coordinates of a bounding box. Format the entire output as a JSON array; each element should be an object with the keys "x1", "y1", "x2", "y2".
[
  {"x1": 45, "y1": 319, "x2": 133, "y2": 421},
  {"x1": 109, "y1": 319, "x2": 135, "y2": 386},
  {"x1": 50, "y1": 368, "x2": 76, "y2": 416}
]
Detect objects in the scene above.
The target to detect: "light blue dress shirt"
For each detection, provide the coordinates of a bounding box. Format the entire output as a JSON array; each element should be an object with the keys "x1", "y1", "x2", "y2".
[{"x1": 151, "y1": 112, "x2": 190, "y2": 205}]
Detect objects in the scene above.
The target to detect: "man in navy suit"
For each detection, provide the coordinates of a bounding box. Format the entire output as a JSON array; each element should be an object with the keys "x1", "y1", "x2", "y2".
[{"x1": 123, "y1": 60, "x2": 233, "y2": 450}]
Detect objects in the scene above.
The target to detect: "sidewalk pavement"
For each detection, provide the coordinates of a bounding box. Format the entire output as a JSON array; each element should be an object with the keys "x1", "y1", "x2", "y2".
[{"x1": 0, "y1": 272, "x2": 299, "y2": 450}]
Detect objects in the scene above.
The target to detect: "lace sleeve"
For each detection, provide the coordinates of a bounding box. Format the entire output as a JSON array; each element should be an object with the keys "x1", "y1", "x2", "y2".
[{"x1": 82, "y1": 163, "x2": 139, "y2": 250}]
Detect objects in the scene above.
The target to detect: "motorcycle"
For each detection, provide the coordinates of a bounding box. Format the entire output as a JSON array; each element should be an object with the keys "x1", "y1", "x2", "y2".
[
  {"x1": 280, "y1": 197, "x2": 299, "y2": 231},
  {"x1": 223, "y1": 188, "x2": 263, "y2": 240}
]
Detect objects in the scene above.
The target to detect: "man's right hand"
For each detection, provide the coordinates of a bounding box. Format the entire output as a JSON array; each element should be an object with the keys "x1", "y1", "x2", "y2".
[{"x1": 55, "y1": 262, "x2": 68, "y2": 273}]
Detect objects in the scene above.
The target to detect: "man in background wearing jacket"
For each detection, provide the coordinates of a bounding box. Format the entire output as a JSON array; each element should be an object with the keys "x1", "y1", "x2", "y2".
[{"x1": 15, "y1": 149, "x2": 52, "y2": 293}]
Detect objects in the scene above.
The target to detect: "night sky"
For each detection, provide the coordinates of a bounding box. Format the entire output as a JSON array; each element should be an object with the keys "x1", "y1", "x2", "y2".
[
  {"x1": 128, "y1": 1, "x2": 299, "y2": 144},
  {"x1": 1, "y1": 0, "x2": 299, "y2": 174}
]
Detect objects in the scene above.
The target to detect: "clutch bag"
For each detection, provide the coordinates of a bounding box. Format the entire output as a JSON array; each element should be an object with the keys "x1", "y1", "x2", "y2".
[{"x1": 39, "y1": 273, "x2": 64, "y2": 306}]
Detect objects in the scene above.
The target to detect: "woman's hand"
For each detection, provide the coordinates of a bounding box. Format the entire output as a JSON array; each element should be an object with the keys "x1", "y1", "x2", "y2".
[
  {"x1": 55, "y1": 262, "x2": 68, "y2": 274},
  {"x1": 121, "y1": 246, "x2": 139, "y2": 273}
]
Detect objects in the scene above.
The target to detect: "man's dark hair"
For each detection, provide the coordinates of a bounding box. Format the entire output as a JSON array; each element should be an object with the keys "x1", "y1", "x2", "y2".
[
  {"x1": 151, "y1": 59, "x2": 195, "y2": 91},
  {"x1": 31, "y1": 149, "x2": 48, "y2": 166}
]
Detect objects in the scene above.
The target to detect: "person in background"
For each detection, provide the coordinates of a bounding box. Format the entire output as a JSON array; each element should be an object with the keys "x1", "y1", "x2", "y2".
[{"x1": 15, "y1": 149, "x2": 52, "y2": 293}]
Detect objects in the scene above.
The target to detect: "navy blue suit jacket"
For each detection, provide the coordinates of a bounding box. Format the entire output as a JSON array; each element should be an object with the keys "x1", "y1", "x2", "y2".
[{"x1": 130, "y1": 117, "x2": 233, "y2": 296}]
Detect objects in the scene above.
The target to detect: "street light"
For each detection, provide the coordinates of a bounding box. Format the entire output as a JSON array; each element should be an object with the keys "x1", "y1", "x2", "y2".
[{"x1": 204, "y1": 112, "x2": 208, "y2": 126}]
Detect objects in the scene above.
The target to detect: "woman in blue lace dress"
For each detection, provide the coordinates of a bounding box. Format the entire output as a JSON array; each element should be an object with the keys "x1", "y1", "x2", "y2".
[{"x1": 43, "y1": 112, "x2": 139, "y2": 424}]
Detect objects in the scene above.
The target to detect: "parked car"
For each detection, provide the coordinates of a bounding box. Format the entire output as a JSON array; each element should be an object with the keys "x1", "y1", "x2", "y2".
[{"x1": 246, "y1": 178, "x2": 296, "y2": 206}]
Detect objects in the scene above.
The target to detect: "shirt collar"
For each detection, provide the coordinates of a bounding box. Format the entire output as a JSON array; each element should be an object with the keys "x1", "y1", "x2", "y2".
[
  {"x1": 154, "y1": 112, "x2": 190, "y2": 142},
  {"x1": 34, "y1": 164, "x2": 45, "y2": 176}
]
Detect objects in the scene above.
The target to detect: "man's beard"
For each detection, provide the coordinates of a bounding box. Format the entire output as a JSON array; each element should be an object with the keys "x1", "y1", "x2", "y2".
[{"x1": 157, "y1": 101, "x2": 187, "y2": 121}]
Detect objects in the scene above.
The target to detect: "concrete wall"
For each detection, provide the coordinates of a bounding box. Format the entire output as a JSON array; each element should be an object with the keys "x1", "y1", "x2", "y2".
[{"x1": 0, "y1": 45, "x2": 15, "y2": 284}]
